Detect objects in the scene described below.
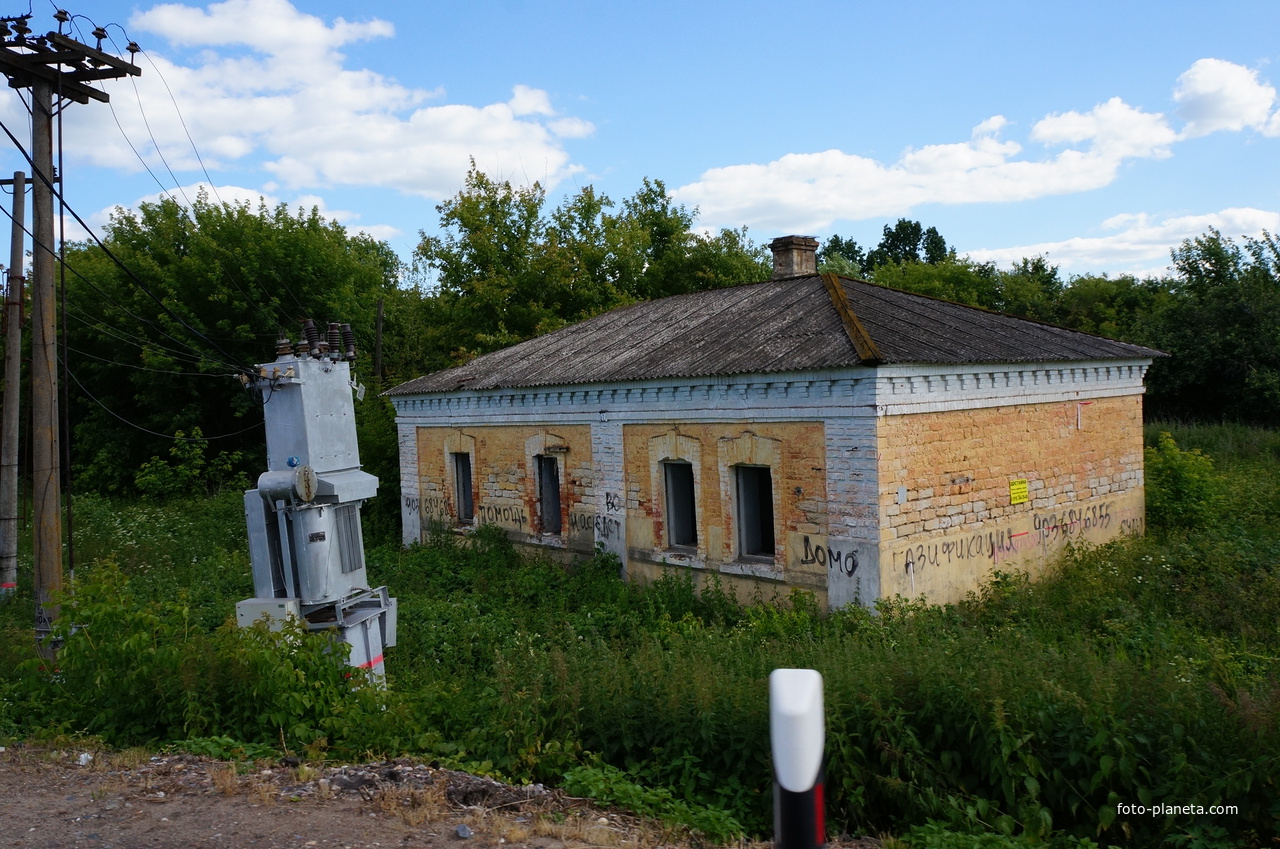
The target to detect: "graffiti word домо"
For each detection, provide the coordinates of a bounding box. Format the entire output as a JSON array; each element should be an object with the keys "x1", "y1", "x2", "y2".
[{"x1": 800, "y1": 535, "x2": 859, "y2": 577}]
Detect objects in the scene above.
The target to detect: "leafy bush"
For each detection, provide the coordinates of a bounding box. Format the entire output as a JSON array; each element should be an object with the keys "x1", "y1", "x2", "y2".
[
  {"x1": 1144, "y1": 431, "x2": 1222, "y2": 531},
  {"x1": 15, "y1": 563, "x2": 385, "y2": 751},
  {"x1": 133, "y1": 428, "x2": 249, "y2": 500}
]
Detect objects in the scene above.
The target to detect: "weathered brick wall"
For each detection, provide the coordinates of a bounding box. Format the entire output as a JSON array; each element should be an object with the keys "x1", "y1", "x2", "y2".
[
  {"x1": 412, "y1": 424, "x2": 594, "y2": 552},
  {"x1": 621, "y1": 421, "x2": 831, "y2": 599},
  {"x1": 876, "y1": 393, "x2": 1146, "y2": 603}
]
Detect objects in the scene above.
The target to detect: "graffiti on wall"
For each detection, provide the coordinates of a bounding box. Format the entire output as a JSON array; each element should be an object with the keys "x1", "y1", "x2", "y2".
[
  {"x1": 799, "y1": 535, "x2": 861, "y2": 577},
  {"x1": 894, "y1": 526, "x2": 1039, "y2": 576},
  {"x1": 796, "y1": 533, "x2": 879, "y2": 609},
  {"x1": 406, "y1": 494, "x2": 450, "y2": 519},
  {"x1": 569, "y1": 511, "x2": 623, "y2": 541},
  {"x1": 477, "y1": 502, "x2": 529, "y2": 530},
  {"x1": 421, "y1": 495, "x2": 450, "y2": 518},
  {"x1": 889, "y1": 497, "x2": 1142, "y2": 580}
]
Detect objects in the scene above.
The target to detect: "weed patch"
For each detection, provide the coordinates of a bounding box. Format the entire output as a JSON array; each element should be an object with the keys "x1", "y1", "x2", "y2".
[{"x1": 1, "y1": 424, "x2": 1277, "y2": 845}]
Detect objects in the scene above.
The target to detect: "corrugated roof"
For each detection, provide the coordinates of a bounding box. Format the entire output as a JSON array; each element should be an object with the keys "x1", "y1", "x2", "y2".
[{"x1": 386, "y1": 274, "x2": 1164, "y2": 396}]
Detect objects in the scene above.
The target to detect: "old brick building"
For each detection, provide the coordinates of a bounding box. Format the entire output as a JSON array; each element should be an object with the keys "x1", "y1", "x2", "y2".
[{"x1": 386, "y1": 236, "x2": 1162, "y2": 608}]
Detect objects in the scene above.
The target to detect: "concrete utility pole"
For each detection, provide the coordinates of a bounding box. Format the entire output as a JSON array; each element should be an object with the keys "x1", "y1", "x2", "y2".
[
  {"x1": 0, "y1": 14, "x2": 139, "y2": 647},
  {"x1": 0, "y1": 170, "x2": 25, "y2": 598}
]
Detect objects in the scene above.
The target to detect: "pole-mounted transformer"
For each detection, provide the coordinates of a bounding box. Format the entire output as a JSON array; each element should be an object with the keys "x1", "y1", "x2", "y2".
[{"x1": 236, "y1": 321, "x2": 397, "y2": 679}]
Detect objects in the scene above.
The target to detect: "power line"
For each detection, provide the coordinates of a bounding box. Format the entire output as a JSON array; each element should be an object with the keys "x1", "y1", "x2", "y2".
[
  {"x1": 63, "y1": 305, "x2": 238, "y2": 369},
  {"x1": 65, "y1": 364, "x2": 263, "y2": 441},
  {"x1": 121, "y1": 34, "x2": 224, "y2": 207},
  {"x1": 91, "y1": 20, "x2": 313, "y2": 319},
  {"x1": 0, "y1": 180, "x2": 246, "y2": 372},
  {"x1": 69, "y1": 27, "x2": 312, "y2": 326},
  {"x1": 62, "y1": 342, "x2": 231, "y2": 377},
  {"x1": 105, "y1": 98, "x2": 181, "y2": 204},
  {"x1": 0, "y1": 115, "x2": 254, "y2": 373}
]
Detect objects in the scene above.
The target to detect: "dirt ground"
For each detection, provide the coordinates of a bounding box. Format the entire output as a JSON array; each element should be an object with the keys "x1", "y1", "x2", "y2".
[{"x1": 0, "y1": 746, "x2": 885, "y2": 849}]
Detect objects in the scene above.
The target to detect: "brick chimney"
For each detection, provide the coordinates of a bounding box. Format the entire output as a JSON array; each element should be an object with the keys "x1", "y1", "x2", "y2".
[{"x1": 770, "y1": 235, "x2": 819, "y2": 279}]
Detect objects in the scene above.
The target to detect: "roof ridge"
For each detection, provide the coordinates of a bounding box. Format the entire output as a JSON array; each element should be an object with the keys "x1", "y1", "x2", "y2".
[{"x1": 820, "y1": 272, "x2": 882, "y2": 364}]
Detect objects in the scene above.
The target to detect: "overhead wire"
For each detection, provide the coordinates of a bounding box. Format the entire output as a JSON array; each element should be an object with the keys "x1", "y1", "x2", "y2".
[
  {"x1": 62, "y1": 304, "x2": 235, "y2": 369},
  {"x1": 0, "y1": 180, "x2": 246, "y2": 371},
  {"x1": 75, "y1": 16, "x2": 314, "y2": 324},
  {"x1": 106, "y1": 24, "x2": 224, "y2": 208},
  {"x1": 7, "y1": 9, "x2": 349, "y2": 425},
  {"x1": 61, "y1": 16, "x2": 192, "y2": 211},
  {"x1": 0, "y1": 115, "x2": 255, "y2": 373},
  {"x1": 65, "y1": 365, "x2": 263, "y2": 441},
  {"x1": 105, "y1": 100, "x2": 181, "y2": 204},
  {"x1": 62, "y1": 341, "x2": 231, "y2": 377},
  {"x1": 0, "y1": 7, "x2": 270, "y2": 504}
]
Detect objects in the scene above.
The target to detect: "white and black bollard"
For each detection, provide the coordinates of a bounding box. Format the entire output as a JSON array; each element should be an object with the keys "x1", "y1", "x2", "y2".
[{"x1": 770, "y1": 668, "x2": 825, "y2": 849}]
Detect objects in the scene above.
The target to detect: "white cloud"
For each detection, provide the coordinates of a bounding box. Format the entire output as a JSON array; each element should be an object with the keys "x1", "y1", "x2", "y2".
[
  {"x1": 1032, "y1": 96, "x2": 1177, "y2": 160},
  {"x1": 550, "y1": 117, "x2": 596, "y2": 139},
  {"x1": 674, "y1": 98, "x2": 1174, "y2": 233},
  {"x1": 673, "y1": 59, "x2": 1280, "y2": 234},
  {"x1": 965, "y1": 207, "x2": 1280, "y2": 276},
  {"x1": 1174, "y1": 58, "x2": 1279, "y2": 137},
  {"x1": 508, "y1": 85, "x2": 554, "y2": 117},
  {"x1": 18, "y1": 0, "x2": 592, "y2": 201}
]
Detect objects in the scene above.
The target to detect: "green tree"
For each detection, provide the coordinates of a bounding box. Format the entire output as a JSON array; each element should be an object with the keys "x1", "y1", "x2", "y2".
[
  {"x1": 871, "y1": 255, "x2": 1000, "y2": 307},
  {"x1": 615, "y1": 178, "x2": 768, "y2": 299},
  {"x1": 1140, "y1": 229, "x2": 1280, "y2": 423},
  {"x1": 410, "y1": 168, "x2": 768, "y2": 366},
  {"x1": 994, "y1": 256, "x2": 1063, "y2": 321},
  {"x1": 817, "y1": 235, "x2": 866, "y2": 277},
  {"x1": 1053, "y1": 273, "x2": 1166, "y2": 339},
  {"x1": 864, "y1": 219, "x2": 950, "y2": 271},
  {"x1": 65, "y1": 192, "x2": 398, "y2": 494}
]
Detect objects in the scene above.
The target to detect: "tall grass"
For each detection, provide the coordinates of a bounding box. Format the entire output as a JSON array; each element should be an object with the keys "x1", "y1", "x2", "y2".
[{"x1": 0, "y1": 422, "x2": 1276, "y2": 846}]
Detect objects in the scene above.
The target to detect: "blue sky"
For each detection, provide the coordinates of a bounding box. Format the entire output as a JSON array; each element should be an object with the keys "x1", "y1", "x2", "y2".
[{"x1": 2, "y1": 0, "x2": 1280, "y2": 279}]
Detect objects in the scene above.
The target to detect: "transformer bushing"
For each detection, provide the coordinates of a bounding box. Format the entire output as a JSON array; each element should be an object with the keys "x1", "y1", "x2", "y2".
[{"x1": 236, "y1": 330, "x2": 397, "y2": 680}]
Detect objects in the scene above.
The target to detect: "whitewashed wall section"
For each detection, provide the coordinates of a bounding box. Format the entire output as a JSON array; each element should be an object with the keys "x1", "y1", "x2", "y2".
[
  {"x1": 822, "y1": 414, "x2": 881, "y2": 607},
  {"x1": 397, "y1": 421, "x2": 420, "y2": 547}
]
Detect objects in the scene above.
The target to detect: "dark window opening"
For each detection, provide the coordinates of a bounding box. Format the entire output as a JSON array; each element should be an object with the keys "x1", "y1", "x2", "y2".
[
  {"x1": 453, "y1": 452, "x2": 474, "y2": 524},
  {"x1": 736, "y1": 465, "x2": 775, "y2": 558},
  {"x1": 537, "y1": 455, "x2": 562, "y2": 535},
  {"x1": 664, "y1": 461, "x2": 697, "y2": 548}
]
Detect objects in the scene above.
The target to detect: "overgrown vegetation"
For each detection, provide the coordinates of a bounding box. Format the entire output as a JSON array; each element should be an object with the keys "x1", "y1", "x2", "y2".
[{"x1": 1, "y1": 422, "x2": 1277, "y2": 846}]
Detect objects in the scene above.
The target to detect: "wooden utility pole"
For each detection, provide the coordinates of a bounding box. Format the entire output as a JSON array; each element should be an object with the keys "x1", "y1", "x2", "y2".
[
  {"x1": 0, "y1": 14, "x2": 139, "y2": 647},
  {"x1": 374, "y1": 296, "x2": 384, "y2": 386},
  {"x1": 0, "y1": 170, "x2": 24, "y2": 598},
  {"x1": 30, "y1": 76, "x2": 59, "y2": 642}
]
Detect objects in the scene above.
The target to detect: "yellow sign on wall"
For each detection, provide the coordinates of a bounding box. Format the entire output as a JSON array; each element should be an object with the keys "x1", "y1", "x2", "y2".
[{"x1": 1009, "y1": 479, "x2": 1029, "y2": 505}]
